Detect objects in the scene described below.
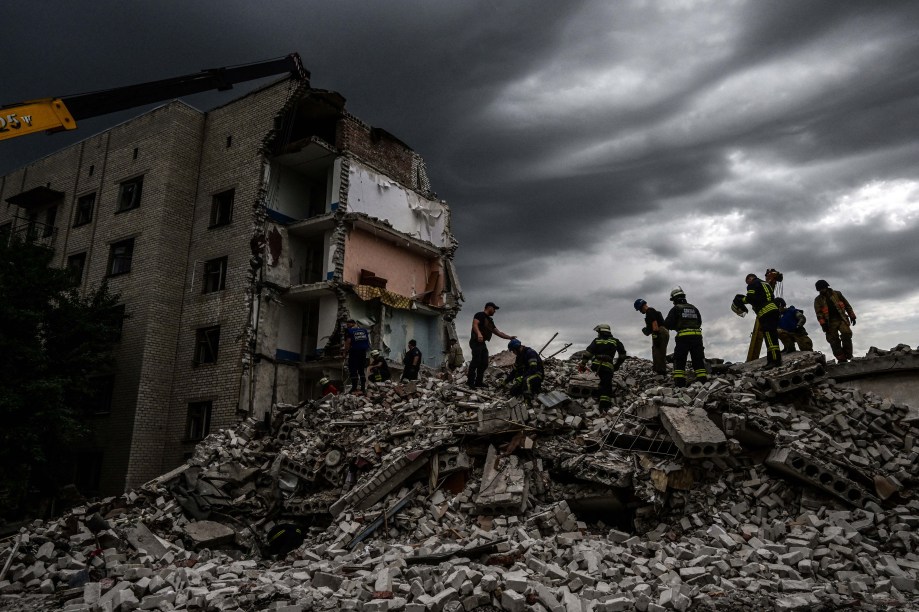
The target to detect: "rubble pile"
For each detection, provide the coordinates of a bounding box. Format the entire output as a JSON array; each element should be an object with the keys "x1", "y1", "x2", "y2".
[{"x1": 1, "y1": 347, "x2": 918, "y2": 612}]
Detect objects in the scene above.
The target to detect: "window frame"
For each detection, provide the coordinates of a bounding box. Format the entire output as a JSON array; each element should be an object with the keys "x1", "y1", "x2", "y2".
[
  {"x1": 87, "y1": 375, "x2": 115, "y2": 416},
  {"x1": 67, "y1": 252, "x2": 88, "y2": 285},
  {"x1": 73, "y1": 192, "x2": 96, "y2": 227},
  {"x1": 193, "y1": 325, "x2": 221, "y2": 365},
  {"x1": 209, "y1": 189, "x2": 235, "y2": 228},
  {"x1": 202, "y1": 256, "x2": 228, "y2": 293},
  {"x1": 185, "y1": 400, "x2": 213, "y2": 441},
  {"x1": 107, "y1": 238, "x2": 135, "y2": 276},
  {"x1": 116, "y1": 176, "x2": 144, "y2": 213}
]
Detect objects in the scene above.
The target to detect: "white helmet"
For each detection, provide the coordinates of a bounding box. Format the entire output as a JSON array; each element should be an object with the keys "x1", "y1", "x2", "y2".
[
  {"x1": 370, "y1": 349, "x2": 381, "y2": 357},
  {"x1": 593, "y1": 324, "x2": 611, "y2": 333},
  {"x1": 670, "y1": 286, "x2": 686, "y2": 301},
  {"x1": 318, "y1": 377, "x2": 330, "y2": 386}
]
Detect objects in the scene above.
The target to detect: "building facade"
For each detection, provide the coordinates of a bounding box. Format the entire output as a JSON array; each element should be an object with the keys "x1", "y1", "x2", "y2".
[{"x1": 0, "y1": 75, "x2": 462, "y2": 495}]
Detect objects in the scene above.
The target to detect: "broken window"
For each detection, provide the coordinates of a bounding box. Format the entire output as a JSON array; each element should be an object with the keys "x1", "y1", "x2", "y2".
[
  {"x1": 87, "y1": 375, "x2": 115, "y2": 415},
  {"x1": 107, "y1": 238, "x2": 134, "y2": 276},
  {"x1": 111, "y1": 304, "x2": 127, "y2": 342},
  {"x1": 194, "y1": 325, "x2": 220, "y2": 365},
  {"x1": 210, "y1": 189, "x2": 234, "y2": 227},
  {"x1": 202, "y1": 256, "x2": 228, "y2": 293},
  {"x1": 186, "y1": 401, "x2": 212, "y2": 441},
  {"x1": 73, "y1": 192, "x2": 95, "y2": 227},
  {"x1": 67, "y1": 252, "x2": 87, "y2": 285},
  {"x1": 117, "y1": 176, "x2": 143, "y2": 212}
]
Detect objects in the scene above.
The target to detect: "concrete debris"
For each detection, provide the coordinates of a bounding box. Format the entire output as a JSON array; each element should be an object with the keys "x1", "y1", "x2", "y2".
[{"x1": 1, "y1": 346, "x2": 918, "y2": 611}]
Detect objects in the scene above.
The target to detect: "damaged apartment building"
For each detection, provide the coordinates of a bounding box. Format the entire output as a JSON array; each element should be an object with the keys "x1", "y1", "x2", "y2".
[{"x1": 0, "y1": 70, "x2": 462, "y2": 496}]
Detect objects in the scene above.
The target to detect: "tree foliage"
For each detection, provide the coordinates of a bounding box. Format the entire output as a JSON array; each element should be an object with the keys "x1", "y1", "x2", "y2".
[{"x1": 0, "y1": 236, "x2": 124, "y2": 519}]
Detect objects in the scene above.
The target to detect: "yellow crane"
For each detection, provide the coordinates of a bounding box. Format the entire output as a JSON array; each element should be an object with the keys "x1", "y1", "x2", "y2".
[{"x1": 1, "y1": 54, "x2": 307, "y2": 141}]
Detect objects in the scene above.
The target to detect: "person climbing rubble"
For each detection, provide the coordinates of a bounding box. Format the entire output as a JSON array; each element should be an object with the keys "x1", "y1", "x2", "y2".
[
  {"x1": 738, "y1": 272, "x2": 783, "y2": 369},
  {"x1": 367, "y1": 349, "x2": 391, "y2": 383},
  {"x1": 503, "y1": 338, "x2": 543, "y2": 400},
  {"x1": 468, "y1": 301, "x2": 515, "y2": 389},
  {"x1": 775, "y1": 297, "x2": 813, "y2": 353},
  {"x1": 664, "y1": 286, "x2": 708, "y2": 387},
  {"x1": 634, "y1": 299, "x2": 669, "y2": 375},
  {"x1": 445, "y1": 337, "x2": 464, "y2": 371},
  {"x1": 401, "y1": 339, "x2": 422, "y2": 381},
  {"x1": 343, "y1": 319, "x2": 370, "y2": 394},
  {"x1": 578, "y1": 324, "x2": 627, "y2": 410},
  {"x1": 814, "y1": 279, "x2": 857, "y2": 363},
  {"x1": 317, "y1": 377, "x2": 339, "y2": 397}
]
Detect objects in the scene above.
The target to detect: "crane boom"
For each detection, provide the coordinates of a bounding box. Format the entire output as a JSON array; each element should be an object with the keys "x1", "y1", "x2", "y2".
[{"x1": 0, "y1": 53, "x2": 307, "y2": 141}]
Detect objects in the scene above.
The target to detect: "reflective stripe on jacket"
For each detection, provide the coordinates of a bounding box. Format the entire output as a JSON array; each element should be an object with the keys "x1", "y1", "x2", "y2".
[{"x1": 814, "y1": 290, "x2": 855, "y2": 326}]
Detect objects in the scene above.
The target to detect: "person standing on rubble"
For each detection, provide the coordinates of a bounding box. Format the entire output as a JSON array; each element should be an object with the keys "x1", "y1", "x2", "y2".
[
  {"x1": 814, "y1": 279, "x2": 857, "y2": 363},
  {"x1": 401, "y1": 339, "x2": 422, "y2": 381},
  {"x1": 504, "y1": 339, "x2": 543, "y2": 400},
  {"x1": 664, "y1": 287, "x2": 708, "y2": 387},
  {"x1": 578, "y1": 324, "x2": 627, "y2": 410},
  {"x1": 468, "y1": 302, "x2": 515, "y2": 388},
  {"x1": 343, "y1": 319, "x2": 370, "y2": 394},
  {"x1": 446, "y1": 338, "x2": 464, "y2": 371},
  {"x1": 775, "y1": 298, "x2": 813, "y2": 353},
  {"x1": 633, "y1": 299, "x2": 669, "y2": 375},
  {"x1": 367, "y1": 349, "x2": 391, "y2": 383},
  {"x1": 736, "y1": 272, "x2": 783, "y2": 369}
]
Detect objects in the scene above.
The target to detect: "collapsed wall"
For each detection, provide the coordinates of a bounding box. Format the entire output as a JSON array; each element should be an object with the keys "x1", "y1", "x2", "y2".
[{"x1": 0, "y1": 346, "x2": 917, "y2": 611}]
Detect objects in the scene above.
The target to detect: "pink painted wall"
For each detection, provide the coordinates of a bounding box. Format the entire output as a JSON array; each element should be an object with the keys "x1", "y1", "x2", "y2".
[{"x1": 343, "y1": 228, "x2": 444, "y2": 306}]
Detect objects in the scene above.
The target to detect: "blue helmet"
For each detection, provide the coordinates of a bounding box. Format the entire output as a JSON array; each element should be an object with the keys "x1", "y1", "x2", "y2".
[
  {"x1": 508, "y1": 339, "x2": 522, "y2": 351},
  {"x1": 634, "y1": 298, "x2": 647, "y2": 311}
]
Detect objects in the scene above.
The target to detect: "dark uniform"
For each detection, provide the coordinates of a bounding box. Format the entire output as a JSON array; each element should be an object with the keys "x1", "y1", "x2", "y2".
[
  {"x1": 743, "y1": 275, "x2": 782, "y2": 368},
  {"x1": 643, "y1": 307, "x2": 669, "y2": 375},
  {"x1": 580, "y1": 331, "x2": 627, "y2": 410},
  {"x1": 402, "y1": 344, "x2": 422, "y2": 381},
  {"x1": 368, "y1": 355, "x2": 391, "y2": 383},
  {"x1": 506, "y1": 346, "x2": 544, "y2": 398},
  {"x1": 664, "y1": 299, "x2": 707, "y2": 387},
  {"x1": 344, "y1": 323, "x2": 370, "y2": 393},
  {"x1": 469, "y1": 311, "x2": 495, "y2": 387}
]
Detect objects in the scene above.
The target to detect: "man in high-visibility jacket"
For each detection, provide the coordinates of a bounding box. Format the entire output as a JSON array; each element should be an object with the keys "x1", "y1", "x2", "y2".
[
  {"x1": 504, "y1": 339, "x2": 543, "y2": 400},
  {"x1": 741, "y1": 272, "x2": 782, "y2": 369},
  {"x1": 578, "y1": 324, "x2": 627, "y2": 410},
  {"x1": 664, "y1": 287, "x2": 707, "y2": 387},
  {"x1": 813, "y1": 279, "x2": 857, "y2": 363}
]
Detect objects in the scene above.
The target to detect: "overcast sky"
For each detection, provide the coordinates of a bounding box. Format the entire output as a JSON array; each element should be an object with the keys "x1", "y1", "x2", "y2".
[{"x1": 3, "y1": 1, "x2": 919, "y2": 363}]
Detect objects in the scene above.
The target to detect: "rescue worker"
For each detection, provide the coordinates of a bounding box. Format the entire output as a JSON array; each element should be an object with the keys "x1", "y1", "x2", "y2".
[
  {"x1": 504, "y1": 339, "x2": 544, "y2": 400},
  {"x1": 446, "y1": 338, "x2": 464, "y2": 371},
  {"x1": 578, "y1": 324, "x2": 627, "y2": 410},
  {"x1": 813, "y1": 279, "x2": 857, "y2": 363},
  {"x1": 775, "y1": 298, "x2": 813, "y2": 353},
  {"x1": 367, "y1": 349, "x2": 391, "y2": 383},
  {"x1": 342, "y1": 319, "x2": 370, "y2": 394},
  {"x1": 402, "y1": 339, "x2": 422, "y2": 381},
  {"x1": 634, "y1": 299, "x2": 669, "y2": 375},
  {"x1": 664, "y1": 287, "x2": 708, "y2": 387},
  {"x1": 468, "y1": 302, "x2": 515, "y2": 388},
  {"x1": 318, "y1": 377, "x2": 339, "y2": 397},
  {"x1": 738, "y1": 272, "x2": 782, "y2": 369}
]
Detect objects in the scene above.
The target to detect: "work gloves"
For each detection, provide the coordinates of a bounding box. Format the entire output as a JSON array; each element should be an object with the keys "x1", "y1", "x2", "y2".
[
  {"x1": 821, "y1": 323, "x2": 829, "y2": 333},
  {"x1": 850, "y1": 316, "x2": 857, "y2": 326},
  {"x1": 642, "y1": 327, "x2": 651, "y2": 336}
]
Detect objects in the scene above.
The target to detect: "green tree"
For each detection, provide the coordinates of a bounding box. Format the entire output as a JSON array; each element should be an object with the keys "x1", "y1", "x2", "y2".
[{"x1": 0, "y1": 235, "x2": 124, "y2": 519}]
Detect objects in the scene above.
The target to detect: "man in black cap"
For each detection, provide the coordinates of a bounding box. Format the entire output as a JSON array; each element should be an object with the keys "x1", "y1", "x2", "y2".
[{"x1": 468, "y1": 302, "x2": 515, "y2": 388}]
